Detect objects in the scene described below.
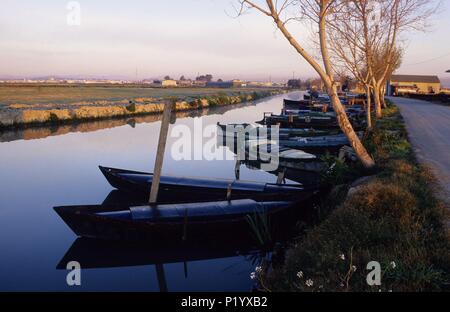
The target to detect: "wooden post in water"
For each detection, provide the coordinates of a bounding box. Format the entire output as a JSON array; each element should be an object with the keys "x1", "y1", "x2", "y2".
[
  {"x1": 149, "y1": 102, "x2": 174, "y2": 204},
  {"x1": 155, "y1": 264, "x2": 168, "y2": 292}
]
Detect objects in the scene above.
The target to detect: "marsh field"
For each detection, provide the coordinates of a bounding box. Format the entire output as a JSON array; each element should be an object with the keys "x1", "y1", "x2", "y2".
[{"x1": 0, "y1": 85, "x2": 275, "y2": 107}]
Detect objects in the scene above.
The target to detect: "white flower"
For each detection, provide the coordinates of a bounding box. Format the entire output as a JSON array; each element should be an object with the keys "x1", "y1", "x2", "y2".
[
  {"x1": 250, "y1": 272, "x2": 256, "y2": 280},
  {"x1": 255, "y1": 266, "x2": 263, "y2": 273},
  {"x1": 305, "y1": 279, "x2": 314, "y2": 287},
  {"x1": 352, "y1": 265, "x2": 357, "y2": 272},
  {"x1": 390, "y1": 261, "x2": 396, "y2": 269},
  {"x1": 340, "y1": 283, "x2": 345, "y2": 288},
  {"x1": 339, "y1": 254, "x2": 346, "y2": 261},
  {"x1": 297, "y1": 271, "x2": 304, "y2": 279}
]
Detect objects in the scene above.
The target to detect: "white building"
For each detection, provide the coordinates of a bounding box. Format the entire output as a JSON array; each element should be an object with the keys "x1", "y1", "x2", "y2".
[{"x1": 161, "y1": 79, "x2": 178, "y2": 87}]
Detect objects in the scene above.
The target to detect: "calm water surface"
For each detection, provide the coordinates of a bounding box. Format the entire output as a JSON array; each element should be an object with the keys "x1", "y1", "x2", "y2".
[{"x1": 0, "y1": 91, "x2": 305, "y2": 291}]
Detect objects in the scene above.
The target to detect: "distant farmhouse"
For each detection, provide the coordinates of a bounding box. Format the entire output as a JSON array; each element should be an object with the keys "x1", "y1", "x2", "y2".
[
  {"x1": 161, "y1": 79, "x2": 178, "y2": 87},
  {"x1": 387, "y1": 75, "x2": 441, "y2": 96}
]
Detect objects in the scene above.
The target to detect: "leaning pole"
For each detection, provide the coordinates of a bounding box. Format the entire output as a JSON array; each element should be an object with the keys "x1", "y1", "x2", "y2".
[{"x1": 149, "y1": 101, "x2": 175, "y2": 204}]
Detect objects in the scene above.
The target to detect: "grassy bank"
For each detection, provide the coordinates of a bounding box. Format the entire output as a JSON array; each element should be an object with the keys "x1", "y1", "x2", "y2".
[
  {"x1": 0, "y1": 88, "x2": 285, "y2": 129},
  {"x1": 261, "y1": 101, "x2": 450, "y2": 292},
  {"x1": 0, "y1": 85, "x2": 282, "y2": 107}
]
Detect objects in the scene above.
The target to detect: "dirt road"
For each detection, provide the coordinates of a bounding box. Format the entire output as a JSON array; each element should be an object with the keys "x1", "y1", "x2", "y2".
[{"x1": 388, "y1": 97, "x2": 450, "y2": 207}]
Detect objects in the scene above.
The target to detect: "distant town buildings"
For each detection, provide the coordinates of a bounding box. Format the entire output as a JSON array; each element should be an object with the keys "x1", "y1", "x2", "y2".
[
  {"x1": 0, "y1": 77, "x2": 130, "y2": 85},
  {"x1": 177, "y1": 79, "x2": 193, "y2": 87},
  {"x1": 0, "y1": 75, "x2": 287, "y2": 89}
]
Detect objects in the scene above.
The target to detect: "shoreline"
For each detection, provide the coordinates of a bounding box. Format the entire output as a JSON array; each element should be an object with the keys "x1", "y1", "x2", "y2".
[
  {"x1": 0, "y1": 98, "x2": 262, "y2": 143},
  {"x1": 0, "y1": 89, "x2": 287, "y2": 131}
]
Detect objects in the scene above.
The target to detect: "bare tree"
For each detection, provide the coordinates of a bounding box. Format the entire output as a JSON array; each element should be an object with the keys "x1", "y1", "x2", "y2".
[
  {"x1": 328, "y1": 7, "x2": 375, "y2": 129},
  {"x1": 237, "y1": 0, "x2": 375, "y2": 168},
  {"x1": 372, "y1": 45, "x2": 403, "y2": 107},
  {"x1": 352, "y1": 0, "x2": 436, "y2": 118}
]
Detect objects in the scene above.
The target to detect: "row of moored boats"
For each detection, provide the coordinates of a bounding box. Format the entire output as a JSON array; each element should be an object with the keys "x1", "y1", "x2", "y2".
[{"x1": 55, "y1": 91, "x2": 367, "y2": 243}]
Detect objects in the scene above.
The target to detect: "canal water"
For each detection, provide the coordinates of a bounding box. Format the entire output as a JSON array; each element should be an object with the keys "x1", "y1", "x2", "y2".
[{"x1": 0, "y1": 91, "x2": 306, "y2": 291}]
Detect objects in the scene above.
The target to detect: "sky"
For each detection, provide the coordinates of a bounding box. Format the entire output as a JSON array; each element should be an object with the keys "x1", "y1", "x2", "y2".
[{"x1": 1, "y1": 0, "x2": 450, "y2": 83}]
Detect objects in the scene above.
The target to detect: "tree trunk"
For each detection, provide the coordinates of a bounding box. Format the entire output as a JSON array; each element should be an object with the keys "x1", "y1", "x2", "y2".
[
  {"x1": 380, "y1": 85, "x2": 387, "y2": 108},
  {"x1": 373, "y1": 83, "x2": 382, "y2": 118},
  {"x1": 266, "y1": 2, "x2": 375, "y2": 169},
  {"x1": 317, "y1": 1, "x2": 374, "y2": 169},
  {"x1": 329, "y1": 85, "x2": 375, "y2": 168},
  {"x1": 365, "y1": 84, "x2": 372, "y2": 130}
]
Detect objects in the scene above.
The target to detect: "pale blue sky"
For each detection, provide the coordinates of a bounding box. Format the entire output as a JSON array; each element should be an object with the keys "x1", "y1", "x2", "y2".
[{"x1": 1, "y1": 0, "x2": 450, "y2": 83}]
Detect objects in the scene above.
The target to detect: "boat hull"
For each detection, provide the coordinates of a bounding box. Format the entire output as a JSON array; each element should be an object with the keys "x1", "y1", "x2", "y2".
[
  {"x1": 257, "y1": 114, "x2": 340, "y2": 130},
  {"x1": 99, "y1": 166, "x2": 316, "y2": 202},
  {"x1": 54, "y1": 200, "x2": 298, "y2": 242}
]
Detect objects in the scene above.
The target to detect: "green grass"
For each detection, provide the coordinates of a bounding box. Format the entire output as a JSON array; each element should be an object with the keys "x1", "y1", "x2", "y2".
[
  {"x1": 0, "y1": 86, "x2": 279, "y2": 107},
  {"x1": 261, "y1": 100, "x2": 450, "y2": 292}
]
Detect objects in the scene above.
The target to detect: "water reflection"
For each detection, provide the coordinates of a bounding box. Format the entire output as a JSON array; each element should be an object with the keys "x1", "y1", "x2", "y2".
[
  {"x1": 0, "y1": 101, "x2": 257, "y2": 143},
  {"x1": 57, "y1": 238, "x2": 267, "y2": 292}
]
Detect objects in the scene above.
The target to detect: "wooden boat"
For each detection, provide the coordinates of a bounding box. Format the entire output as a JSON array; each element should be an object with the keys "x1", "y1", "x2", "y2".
[
  {"x1": 283, "y1": 98, "x2": 312, "y2": 108},
  {"x1": 246, "y1": 140, "x2": 316, "y2": 161},
  {"x1": 283, "y1": 99, "x2": 329, "y2": 112},
  {"x1": 278, "y1": 133, "x2": 353, "y2": 149},
  {"x1": 245, "y1": 140, "x2": 329, "y2": 171},
  {"x1": 219, "y1": 138, "x2": 320, "y2": 162},
  {"x1": 242, "y1": 160, "x2": 325, "y2": 183},
  {"x1": 99, "y1": 166, "x2": 316, "y2": 202},
  {"x1": 54, "y1": 199, "x2": 295, "y2": 241},
  {"x1": 217, "y1": 122, "x2": 286, "y2": 140},
  {"x1": 216, "y1": 122, "x2": 332, "y2": 138},
  {"x1": 257, "y1": 112, "x2": 340, "y2": 129},
  {"x1": 283, "y1": 100, "x2": 366, "y2": 119}
]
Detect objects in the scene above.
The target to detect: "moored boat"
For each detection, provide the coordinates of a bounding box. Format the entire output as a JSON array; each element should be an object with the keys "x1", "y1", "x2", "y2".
[
  {"x1": 283, "y1": 99, "x2": 329, "y2": 112},
  {"x1": 246, "y1": 140, "x2": 317, "y2": 161},
  {"x1": 54, "y1": 199, "x2": 295, "y2": 241},
  {"x1": 99, "y1": 166, "x2": 316, "y2": 202},
  {"x1": 217, "y1": 122, "x2": 333, "y2": 138},
  {"x1": 257, "y1": 112, "x2": 340, "y2": 129},
  {"x1": 278, "y1": 133, "x2": 355, "y2": 149}
]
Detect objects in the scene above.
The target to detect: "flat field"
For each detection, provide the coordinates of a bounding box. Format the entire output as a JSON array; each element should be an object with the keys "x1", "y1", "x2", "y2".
[{"x1": 0, "y1": 85, "x2": 271, "y2": 107}]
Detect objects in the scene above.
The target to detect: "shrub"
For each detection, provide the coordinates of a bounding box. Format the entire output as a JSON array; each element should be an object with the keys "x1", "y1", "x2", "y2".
[
  {"x1": 267, "y1": 180, "x2": 447, "y2": 292},
  {"x1": 320, "y1": 154, "x2": 364, "y2": 186},
  {"x1": 126, "y1": 103, "x2": 136, "y2": 113},
  {"x1": 239, "y1": 94, "x2": 248, "y2": 102},
  {"x1": 206, "y1": 97, "x2": 218, "y2": 107},
  {"x1": 188, "y1": 98, "x2": 200, "y2": 108},
  {"x1": 216, "y1": 94, "x2": 231, "y2": 105},
  {"x1": 48, "y1": 113, "x2": 59, "y2": 124}
]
